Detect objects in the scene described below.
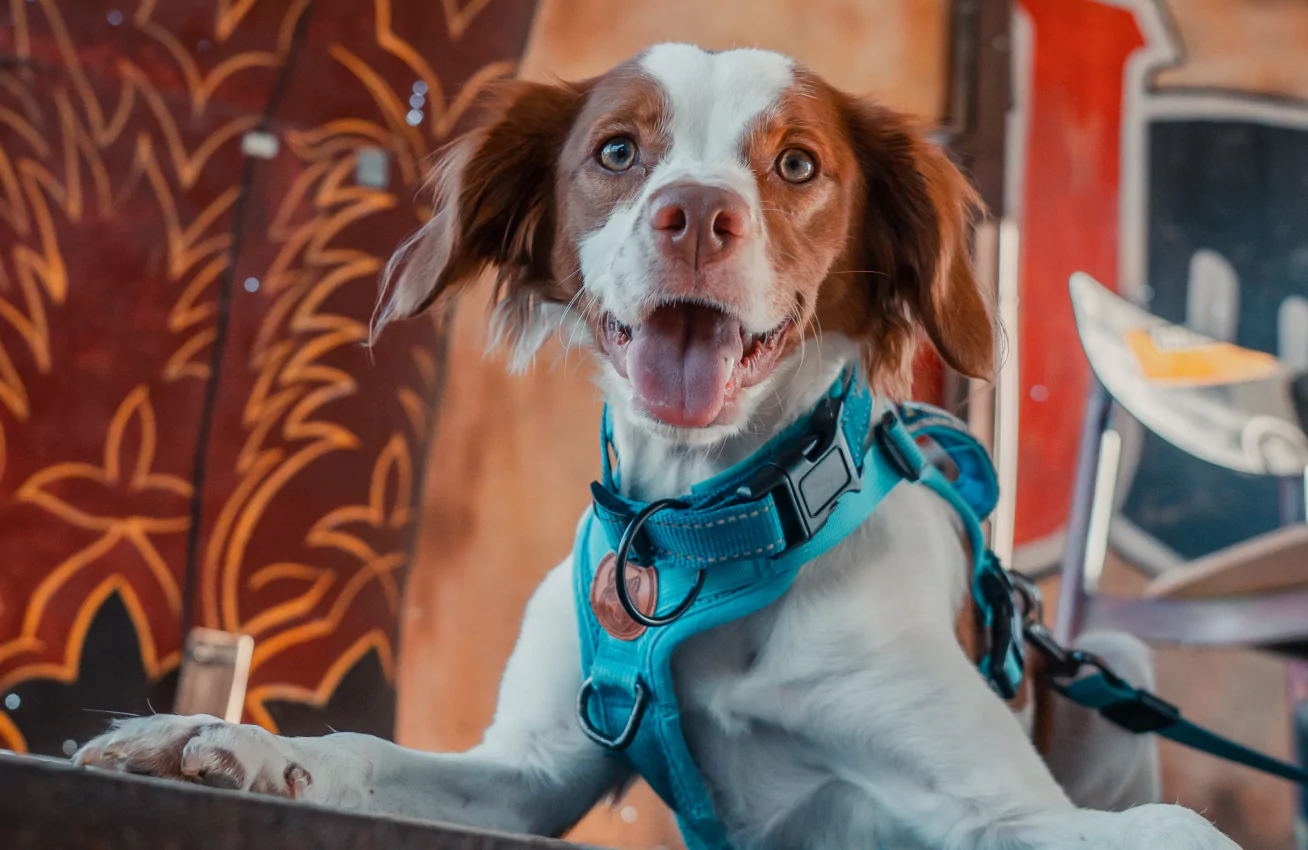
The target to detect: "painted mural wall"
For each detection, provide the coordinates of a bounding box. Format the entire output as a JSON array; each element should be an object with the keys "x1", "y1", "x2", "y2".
[
  {"x1": 0, "y1": 0, "x2": 537, "y2": 757},
  {"x1": 1011, "y1": 0, "x2": 1308, "y2": 573},
  {"x1": 1011, "y1": 3, "x2": 1307, "y2": 847}
]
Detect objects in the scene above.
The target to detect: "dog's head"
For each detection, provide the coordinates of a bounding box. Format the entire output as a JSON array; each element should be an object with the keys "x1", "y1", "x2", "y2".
[{"x1": 377, "y1": 44, "x2": 992, "y2": 440}]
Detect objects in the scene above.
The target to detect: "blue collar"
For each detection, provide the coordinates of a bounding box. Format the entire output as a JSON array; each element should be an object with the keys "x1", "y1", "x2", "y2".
[
  {"x1": 591, "y1": 368, "x2": 877, "y2": 571},
  {"x1": 574, "y1": 367, "x2": 1021, "y2": 850}
]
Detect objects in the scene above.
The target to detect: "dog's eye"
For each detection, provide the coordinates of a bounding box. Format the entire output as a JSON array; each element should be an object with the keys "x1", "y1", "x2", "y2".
[
  {"x1": 776, "y1": 148, "x2": 817, "y2": 183},
  {"x1": 597, "y1": 136, "x2": 638, "y2": 172}
]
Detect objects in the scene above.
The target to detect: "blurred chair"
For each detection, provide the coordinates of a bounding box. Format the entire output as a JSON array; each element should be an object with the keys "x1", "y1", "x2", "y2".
[{"x1": 1054, "y1": 273, "x2": 1308, "y2": 846}]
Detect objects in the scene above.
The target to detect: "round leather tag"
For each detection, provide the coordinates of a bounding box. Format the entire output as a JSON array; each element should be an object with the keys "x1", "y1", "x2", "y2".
[{"x1": 590, "y1": 552, "x2": 658, "y2": 641}]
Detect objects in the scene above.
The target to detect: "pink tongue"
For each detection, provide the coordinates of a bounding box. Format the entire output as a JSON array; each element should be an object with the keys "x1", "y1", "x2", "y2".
[{"x1": 626, "y1": 304, "x2": 744, "y2": 428}]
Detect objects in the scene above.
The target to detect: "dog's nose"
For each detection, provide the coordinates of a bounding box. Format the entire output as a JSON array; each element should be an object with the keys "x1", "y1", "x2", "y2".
[{"x1": 648, "y1": 184, "x2": 749, "y2": 268}]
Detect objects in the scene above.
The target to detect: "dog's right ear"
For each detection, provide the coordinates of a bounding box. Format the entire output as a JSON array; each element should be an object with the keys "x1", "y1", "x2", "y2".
[{"x1": 372, "y1": 80, "x2": 590, "y2": 352}]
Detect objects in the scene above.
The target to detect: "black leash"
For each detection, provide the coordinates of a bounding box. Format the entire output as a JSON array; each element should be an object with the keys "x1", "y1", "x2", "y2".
[{"x1": 1011, "y1": 575, "x2": 1308, "y2": 785}]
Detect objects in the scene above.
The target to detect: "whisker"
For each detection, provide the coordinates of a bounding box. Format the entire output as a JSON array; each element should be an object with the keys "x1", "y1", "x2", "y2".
[
  {"x1": 564, "y1": 290, "x2": 603, "y2": 377},
  {"x1": 563, "y1": 302, "x2": 588, "y2": 373}
]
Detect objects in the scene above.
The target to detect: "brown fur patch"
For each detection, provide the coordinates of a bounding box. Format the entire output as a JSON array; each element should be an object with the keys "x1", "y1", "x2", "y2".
[
  {"x1": 555, "y1": 65, "x2": 669, "y2": 340},
  {"x1": 742, "y1": 71, "x2": 865, "y2": 357},
  {"x1": 375, "y1": 55, "x2": 994, "y2": 396},
  {"x1": 375, "y1": 78, "x2": 595, "y2": 347},
  {"x1": 820, "y1": 91, "x2": 994, "y2": 396}
]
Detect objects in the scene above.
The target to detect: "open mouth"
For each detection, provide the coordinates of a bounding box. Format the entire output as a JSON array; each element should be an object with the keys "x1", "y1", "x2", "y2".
[{"x1": 600, "y1": 300, "x2": 793, "y2": 428}]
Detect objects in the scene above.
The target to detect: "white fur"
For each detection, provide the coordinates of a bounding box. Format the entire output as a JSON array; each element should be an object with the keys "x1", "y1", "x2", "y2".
[
  {"x1": 578, "y1": 45, "x2": 794, "y2": 335},
  {"x1": 75, "y1": 338, "x2": 1240, "y2": 849},
  {"x1": 77, "y1": 45, "x2": 1242, "y2": 850}
]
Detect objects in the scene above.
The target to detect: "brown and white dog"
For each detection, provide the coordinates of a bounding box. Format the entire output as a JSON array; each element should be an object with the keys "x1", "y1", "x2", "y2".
[{"x1": 75, "y1": 45, "x2": 1240, "y2": 850}]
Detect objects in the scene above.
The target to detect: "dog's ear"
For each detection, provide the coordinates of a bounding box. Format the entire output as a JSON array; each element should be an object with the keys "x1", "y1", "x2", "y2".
[
  {"x1": 841, "y1": 99, "x2": 994, "y2": 393},
  {"x1": 373, "y1": 80, "x2": 589, "y2": 366}
]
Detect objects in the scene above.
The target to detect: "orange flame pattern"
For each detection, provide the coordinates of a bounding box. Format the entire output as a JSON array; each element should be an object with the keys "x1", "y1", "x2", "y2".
[{"x1": 0, "y1": 0, "x2": 537, "y2": 751}]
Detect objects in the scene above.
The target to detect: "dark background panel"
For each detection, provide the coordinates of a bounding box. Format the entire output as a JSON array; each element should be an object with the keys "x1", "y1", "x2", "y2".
[{"x1": 1123, "y1": 117, "x2": 1308, "y2": 559}]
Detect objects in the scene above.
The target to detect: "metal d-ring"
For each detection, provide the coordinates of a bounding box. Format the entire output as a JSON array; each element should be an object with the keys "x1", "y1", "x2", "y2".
[
  {"x1": 614, "y1": 498, "x2": 706, "y2": 628},
  {"x1": 576, "y1": 678, "x2": 648, "y2": 750}
]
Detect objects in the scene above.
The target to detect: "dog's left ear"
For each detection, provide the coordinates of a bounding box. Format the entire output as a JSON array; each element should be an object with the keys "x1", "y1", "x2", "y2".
[
  {"x1": 842, "y1": 99, "x2": 995, "y2": 384},
  {"x1": 372, "y1": 80, "x2": 590, "y2": 367}
]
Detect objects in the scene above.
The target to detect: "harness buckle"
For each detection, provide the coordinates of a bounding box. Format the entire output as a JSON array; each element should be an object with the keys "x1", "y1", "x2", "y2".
[
  {"x1": 733, "y1": 395, "x2": 863, "y2": 548},
  {"x1": 976, "y1": 556, "x2": 1026, "y2": 700},
  {"x1": 590, "y1": 483, "x2": 658, "y2": 565},
  {"x1": 874, "y1": 409, "x2": 923, "y2": 482}
]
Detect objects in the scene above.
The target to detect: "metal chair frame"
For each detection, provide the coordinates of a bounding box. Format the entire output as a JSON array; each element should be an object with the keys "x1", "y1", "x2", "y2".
[{"x1": 1055, "y1": 378, "x2": 1308, "y2": 846}]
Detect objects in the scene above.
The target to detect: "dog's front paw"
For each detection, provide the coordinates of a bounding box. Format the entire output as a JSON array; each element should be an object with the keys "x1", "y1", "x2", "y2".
[
  {"x1": 74, "y1": 714, "x2": 312, "y2": 799},
  {"x1": 1116, "y1": 804, "x2": 1242, "y2": 850}
]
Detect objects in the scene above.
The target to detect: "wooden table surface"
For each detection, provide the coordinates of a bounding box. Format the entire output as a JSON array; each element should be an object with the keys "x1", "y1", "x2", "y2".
[{"x1": 0, "y1": 752, "x2": 601, "y2": 850}]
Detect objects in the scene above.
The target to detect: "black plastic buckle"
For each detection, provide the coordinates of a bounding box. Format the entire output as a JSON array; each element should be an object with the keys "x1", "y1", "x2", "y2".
[
  {"x1": 977, "y1": 557, "x2": 1025, "y2": 701},
  {"x1": 1098, "y1": 685, "x2": 1182, "y2": 734},
  {"x1": 1023, "y1": 622, "x2": 1081, "y2": 680},
  {"x1": 874, "y1": 409, "x2": 922, "y2": 482},
  {"x1": 590, "y1": 482, "x2": 657, "y2": 565},
  {"x1": 1046, "y1": 652, "x2": 1182, "y2": 734},
  {"x1": 733, "y1": 395, "x2": 862, "y2": 548}
]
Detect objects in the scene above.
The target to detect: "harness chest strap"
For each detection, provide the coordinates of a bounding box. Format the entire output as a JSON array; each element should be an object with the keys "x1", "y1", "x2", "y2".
[
  {"x1": 572, "y1": 371, "x2": 1308, "y2": 850},
  {"x1": 572, "y1": 371, "x2": 1020, "y2": 850}
]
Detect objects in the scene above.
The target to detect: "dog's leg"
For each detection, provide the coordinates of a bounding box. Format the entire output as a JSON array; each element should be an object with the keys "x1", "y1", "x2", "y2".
[
  {"x1": 1043, "y1": 630, "x2": 1162, "y2": 810},
  {"x1": 74, "y1": 560, "x2": 627, "y2": 836},
  {"x1": 896, "y1": 636, "x2": 1238, "y2": 850},
  {"x1": 742, "y1": 623, "x2": 1238, "y2": 850},
  {"x1": 977, "y1": 804, "x2": 1241, "y2": 850}
]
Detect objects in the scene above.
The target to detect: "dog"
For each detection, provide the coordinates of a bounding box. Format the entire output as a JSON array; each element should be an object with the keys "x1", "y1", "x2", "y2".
[{"x1": 75, "y1": 44, "x2": 1241, "y2": 850}]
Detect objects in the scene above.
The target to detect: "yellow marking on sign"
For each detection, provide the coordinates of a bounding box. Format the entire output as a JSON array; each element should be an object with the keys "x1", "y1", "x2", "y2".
[{"x1": 1125, "y1": 328, "x2": 1280, "y2": 386}]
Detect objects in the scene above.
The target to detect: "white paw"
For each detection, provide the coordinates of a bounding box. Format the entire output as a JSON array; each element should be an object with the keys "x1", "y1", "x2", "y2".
[
  {"x1": 1116, "y1": 804, "x2": 1242, "y2": 850},
  {"x1": 73, "y1": 714, "x2": 312, "y2": 799}
]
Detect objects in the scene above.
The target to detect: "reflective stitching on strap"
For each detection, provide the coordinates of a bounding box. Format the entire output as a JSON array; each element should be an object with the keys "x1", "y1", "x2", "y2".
[
  {"x1": 653, "y1": 542, "x2": 779, "y2": 563},
  {"x1": 645, "y1": 505, "x2": 774, "y2": 530}
]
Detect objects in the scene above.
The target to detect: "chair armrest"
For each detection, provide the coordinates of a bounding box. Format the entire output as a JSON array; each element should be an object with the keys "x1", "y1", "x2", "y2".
[{"x1": 1144, "y1": 524, "x2": 1308, "y2": 600}]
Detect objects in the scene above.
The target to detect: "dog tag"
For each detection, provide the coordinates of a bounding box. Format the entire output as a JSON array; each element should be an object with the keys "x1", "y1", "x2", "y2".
[{"x1": 591, "y1": 553, "x2": 658, "y2": 641}]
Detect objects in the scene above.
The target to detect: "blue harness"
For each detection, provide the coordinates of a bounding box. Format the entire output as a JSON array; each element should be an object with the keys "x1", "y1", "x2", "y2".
[{"x1": 571, "y1": 369, "x2": 1023, "y2": 850}]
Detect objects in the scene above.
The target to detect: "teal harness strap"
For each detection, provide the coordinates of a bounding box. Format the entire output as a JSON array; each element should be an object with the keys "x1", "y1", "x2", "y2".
[
  {"x1": 572, "y1": 370, "x2": 1308, "y2": 850},
  {"x1": 589, "y1": 371, "x2": 876, "y2": 570},
  {"x1": 880, "y1": 406, "x2": 1024, "y2": 696},
  {"x1": 1022, "y1": 622, "x2": 1308, "y2": 787},
  {"x1": 573, "y1": 371, "x2": 1013, "y2": 850},
  {"x1": 1055, "y1": 672, "x2": 1308, "y2": 784}
]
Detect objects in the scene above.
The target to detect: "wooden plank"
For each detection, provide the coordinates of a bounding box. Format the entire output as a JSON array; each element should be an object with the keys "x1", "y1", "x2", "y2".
[
  {"x1": 1146, "y1": 524, "x2": 1308, "y2": 600},
  {"x1": 0, "y1": 753, "x2": 602, "y2": 850}
]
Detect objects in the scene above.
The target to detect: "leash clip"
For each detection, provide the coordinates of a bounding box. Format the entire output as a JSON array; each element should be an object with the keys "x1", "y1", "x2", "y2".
[
  {"x1": 1010, "y1": 571, "x2": 1086, "y2": 681},
  {"x1": 733, "y1": 395, "x2": 863, "y2": 549},
  {"x1": 613, "y1": 498, "x2": 707, "y2": 628},
  {"x1": 577, "y1": 678, "x2": 648, "y2": 750},
  {"x1": 976, "y1": 556, "x2": 1026, "y2": 700}
]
